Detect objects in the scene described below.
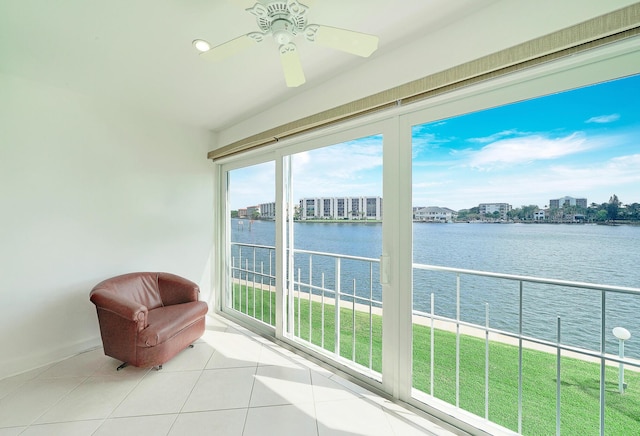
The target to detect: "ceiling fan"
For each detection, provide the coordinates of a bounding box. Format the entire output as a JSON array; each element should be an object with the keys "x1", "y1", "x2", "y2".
[{"x1": 193, "y1": 0, "x2": 379, "y2": 87}]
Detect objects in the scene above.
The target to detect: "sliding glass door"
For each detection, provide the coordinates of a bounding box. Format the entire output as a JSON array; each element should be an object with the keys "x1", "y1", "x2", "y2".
[
  {"x1": 285, "y1": 131, "x2": 384, "y2": 375},
  {"x1": 220, "y1": 123, "x2": 387, "y2": 378},
  {"x1": 407, "y1": 72, "x2": 640, "y2": 434}
]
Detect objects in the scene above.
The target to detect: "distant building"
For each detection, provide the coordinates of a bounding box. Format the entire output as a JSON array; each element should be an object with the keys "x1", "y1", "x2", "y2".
[
  {"x1": 550, "y1": 196, "x2": 587, "y2": 209},
  {"x1": 246, "y1": 206, "x2": 260, "y2": 218},
  {"x1": 299, "y1": 196, "x2": 383, "y2": 220},
  {"x1": 259, "y1": 202, "x2": 276, "y2": 220},
  {"x1": 478, "y1": 203, "x2": 512, "y2": 220},
  {"x1": 534, "y1": 209, "x2": 547, "y2": 221},
  {"x1": 414, "y1": 206, "x2": 458, "y2": 222},
  {"x1": 237, "y1": 208, "x2": 247, "y2": 218}
]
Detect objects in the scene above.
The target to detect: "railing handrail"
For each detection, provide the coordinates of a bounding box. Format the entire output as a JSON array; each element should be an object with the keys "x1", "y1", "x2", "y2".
[
  {"x1": 231, "y1": 242, "x2": 640, "y2": 296},
  {"x1": 231, "y1": 242, "x2": 275, "y2": 250},
  {"x1": 293, "y1": 247, "x2": 381, "y2": 264}
]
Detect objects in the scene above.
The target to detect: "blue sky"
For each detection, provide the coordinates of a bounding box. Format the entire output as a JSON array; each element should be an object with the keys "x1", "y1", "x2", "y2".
[{"x1": 230, "y1": 73, "x2": 640, "y2": 211}]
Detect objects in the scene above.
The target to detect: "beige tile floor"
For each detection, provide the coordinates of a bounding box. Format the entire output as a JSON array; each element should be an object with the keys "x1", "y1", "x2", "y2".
[{"x1": 0, "y1": 314, "x2": 462, "y2": 436}]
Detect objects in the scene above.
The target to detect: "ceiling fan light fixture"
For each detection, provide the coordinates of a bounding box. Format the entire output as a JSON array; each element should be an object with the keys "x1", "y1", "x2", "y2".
[
  {"x1": 271, "y1": 19, "x2": 295, "y2": 45},
  {"x1": 192, "y1": 39, "x2": 211, "y2": 52}
]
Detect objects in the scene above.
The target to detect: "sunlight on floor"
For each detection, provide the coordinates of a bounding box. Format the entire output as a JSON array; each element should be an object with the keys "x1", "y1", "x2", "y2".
[{"x1": 0, "y1": 314, "x2": 459, "y2": 435}]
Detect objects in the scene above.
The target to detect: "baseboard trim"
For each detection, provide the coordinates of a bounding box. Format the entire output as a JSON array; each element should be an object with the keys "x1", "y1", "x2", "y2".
[{"x1": 0, "y1": 337, "x2": 102, "y2": 380}]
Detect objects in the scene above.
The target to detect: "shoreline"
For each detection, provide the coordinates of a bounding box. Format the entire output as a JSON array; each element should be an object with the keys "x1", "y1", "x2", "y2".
[{"x1": 238, "y1": 218, "x2": 640, "y2": 226}]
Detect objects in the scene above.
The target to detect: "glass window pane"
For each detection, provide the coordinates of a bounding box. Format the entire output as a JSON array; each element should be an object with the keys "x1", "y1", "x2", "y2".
[
  {"x1": 228, "y1": 161, "x2": 276, "y2": 326},
  {"x1": 288, "y1": 135, "x2": 384, "y2": 373},
  {"x1": 411, "y1": 74, "x2": 640, "y2": 433}
]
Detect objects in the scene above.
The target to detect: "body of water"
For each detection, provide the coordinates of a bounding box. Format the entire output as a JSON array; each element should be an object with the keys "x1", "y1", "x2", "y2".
[{"x1": 232, "y1": 219, "x2": 640, "y2": 357}]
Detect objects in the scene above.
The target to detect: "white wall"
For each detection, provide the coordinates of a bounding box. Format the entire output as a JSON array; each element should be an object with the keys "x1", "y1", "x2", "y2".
[{"x1": 0, "y1": 73, "x2": 214, "y2": 379}]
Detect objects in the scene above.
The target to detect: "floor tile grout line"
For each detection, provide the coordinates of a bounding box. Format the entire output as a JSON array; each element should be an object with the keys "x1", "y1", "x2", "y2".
[
  {"x1": 99, "y1": 366, "x2": 152, "y2": 424},
  {"x1": 175, "y1": 345, "x2": 212, "y2": 416},
  {"x1": 24, "y1": 373, "x2": 92, "y2": 430},
  {"x1": 88, "y1": 365, "x2": 154, "y2": 436},
  {"x1": 240, "y1": 355, "x2": 261, "y2": 436},
  {"x1": 309, "y1": 370, "x2": 322, "y2": 436},
  {"x1": 162, "y1": 412, "x2": 181, "y2": 436}
]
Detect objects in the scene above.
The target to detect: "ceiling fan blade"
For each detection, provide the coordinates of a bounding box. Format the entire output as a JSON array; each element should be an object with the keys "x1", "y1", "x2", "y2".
[
  {"x1": 305, "y1": 25, "x2": 378, "y2": 57},
  {"x1": 279, "y1": 43, "x2": 306, "y2": 87},
  {"x1": 199, "y1": 34, "x2": 263, "y2": 61}
]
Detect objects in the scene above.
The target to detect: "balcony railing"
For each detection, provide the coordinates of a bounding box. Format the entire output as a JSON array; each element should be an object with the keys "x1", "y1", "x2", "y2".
[
  {"x1": 230, "y1": 242, "x2": 640, "y2": 435},
  {"x1": 230, "y1": 242, "x2": 382, "y2": 374}
]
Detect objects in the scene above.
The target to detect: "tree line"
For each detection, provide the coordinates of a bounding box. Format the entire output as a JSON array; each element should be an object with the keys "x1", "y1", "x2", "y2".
[{"x1": 457, "y1": 195, "x2": 640, "y2": 223}]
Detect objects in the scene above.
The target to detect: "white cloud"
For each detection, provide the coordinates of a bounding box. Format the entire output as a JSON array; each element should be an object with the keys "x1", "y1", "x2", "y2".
[
  {"x1": 292, "y1": 139, "x2": 383, "y2": 198},
  {"x1": 467, "y1": 130, "x2": 521, "y2": 144},
  {"x1": 467, "y1": 133, "x2": 589, "y2": 169},
  {"x1": 446, "y1": 153, "x2": 640, "y2": 209},
  {"x1": 586, "y1": 114, "x2": 620, "y2": 124},
  {"x1": 229, "y1": 161, "x2": 276, "y2": 209}
]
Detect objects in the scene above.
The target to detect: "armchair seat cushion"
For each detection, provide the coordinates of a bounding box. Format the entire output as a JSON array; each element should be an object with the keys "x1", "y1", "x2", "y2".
[{"x1": 139, "y1": 301, "x2": 209, "y2": 347}]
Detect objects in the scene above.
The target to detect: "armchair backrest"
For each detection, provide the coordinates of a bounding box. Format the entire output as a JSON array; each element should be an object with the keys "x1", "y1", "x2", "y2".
[{"x1": 92, "y1": 272, "x2": 164, "y2": 309}]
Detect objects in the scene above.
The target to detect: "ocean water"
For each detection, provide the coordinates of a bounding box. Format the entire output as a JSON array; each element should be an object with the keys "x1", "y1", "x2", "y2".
[{"x1": 232, "y1": 219, "x2": 640, "y2": 357}]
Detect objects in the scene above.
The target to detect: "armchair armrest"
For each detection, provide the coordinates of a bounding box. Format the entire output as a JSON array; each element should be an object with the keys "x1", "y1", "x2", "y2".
[
  {"x1": 90, "y1": 289, "x2": 148, "y2": 324},
  {"x1": 157, "y1": 272, "x2": 200, "y2": 306}
]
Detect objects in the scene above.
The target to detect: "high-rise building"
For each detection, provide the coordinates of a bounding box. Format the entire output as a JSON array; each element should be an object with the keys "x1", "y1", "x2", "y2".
[
  {"x1": 299, "y1": 196, "x2": 383, "y2": 220},
  {"x1": 478, "y1": 203, "x2": 512, "y2": 219},
  {"x1": 549, "y1": 196, "x2": 587, "y2": 209}
]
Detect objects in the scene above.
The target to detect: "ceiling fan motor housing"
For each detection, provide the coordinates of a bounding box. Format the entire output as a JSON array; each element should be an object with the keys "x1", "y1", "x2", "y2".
[
  {"x1": 250, "y1": 1, "x2": 308, "y2": 45},
  {"x1": 271, "y1": 19, "x2": 296, "y2": 45}
]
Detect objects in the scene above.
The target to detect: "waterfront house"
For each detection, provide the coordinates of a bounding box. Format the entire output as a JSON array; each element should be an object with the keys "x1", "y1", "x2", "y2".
[
  {"x1": 414, "y1": 206, "x2": 457, "y2": 223},
  {"x1": 2, "y1": 1, "x2": 639, "y2": 434},
  {"x1": 534, "y1": 209, "x2": 547, "y2": 221}
]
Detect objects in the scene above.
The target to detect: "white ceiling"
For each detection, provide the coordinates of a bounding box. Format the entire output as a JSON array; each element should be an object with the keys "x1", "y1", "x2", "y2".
[{"x1": 1, "y1": 0, "x2": 636, "y2": 148}]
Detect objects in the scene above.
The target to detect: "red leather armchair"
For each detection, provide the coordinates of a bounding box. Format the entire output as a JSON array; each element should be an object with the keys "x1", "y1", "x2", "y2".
[{"x1": 90, "y1": 272, "x2": 208, "y2": 369}]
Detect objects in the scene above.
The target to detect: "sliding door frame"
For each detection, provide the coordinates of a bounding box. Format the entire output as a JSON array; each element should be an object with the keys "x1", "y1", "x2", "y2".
[{"x1": 212, "y1": 34, "x2": 640, "y2": 433}]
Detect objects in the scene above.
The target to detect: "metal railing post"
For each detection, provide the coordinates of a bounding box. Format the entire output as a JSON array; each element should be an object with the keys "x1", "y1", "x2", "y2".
[
  {"x1": 252, "y1": 248, "x2": 256, "y2": 317},
  {"x1": 430, "y1": 293, "x2": 435, "y2": 397},
  {"x1": 369, "y1": 263, "x2": 374, "y2": 370},
  {"x1": 335, "y1": 257, "x2": 341, "y2": 356},
  {"x1": 231, "y1": 256, "x2": 236, "y2": 310},
  {"x1": 485, "y1": 303, "x2": 490, "y2": 420},
  {"x1": 297, "y1": 268, "x2": 301, "y2": 337},
  {"x1": 556, "y1": 316, "x2": 562, "y2": 436},
  {"x1": 309, "y1": 255, "x2": 313, "y2": 343},
  {"x1": 518, "y1": 280, "x2": 523, "y2": 435},
  {"x1": 238, "y1": 247, "x2": 243, "y2": 311},
  {"x1": 269, "y1": 249, "x2": 273, "y2": 324},
  {"x1": 456, "y1": 274, "x2": 460, "y2": 409},
  {"x1": 600, "y1": 291, "x2": 606, "y2": 436},
  {"x1": 260, "y1": 262, "x2": 265, "y2": 321},
  {"x1": 352, "y1": 279, "x2": 357, "y2": 362},
  {"x1": 321, "y1": 272, "x2": 326, "y2": 349},
  {"x1": 245, "y1": 258, "x2": 249, "y2": 314}
]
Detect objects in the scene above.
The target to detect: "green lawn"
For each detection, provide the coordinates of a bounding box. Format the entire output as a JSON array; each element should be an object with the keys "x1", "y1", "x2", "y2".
[{"x1": 232, "y1": 285, "x2": 640, "y2": 435}]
